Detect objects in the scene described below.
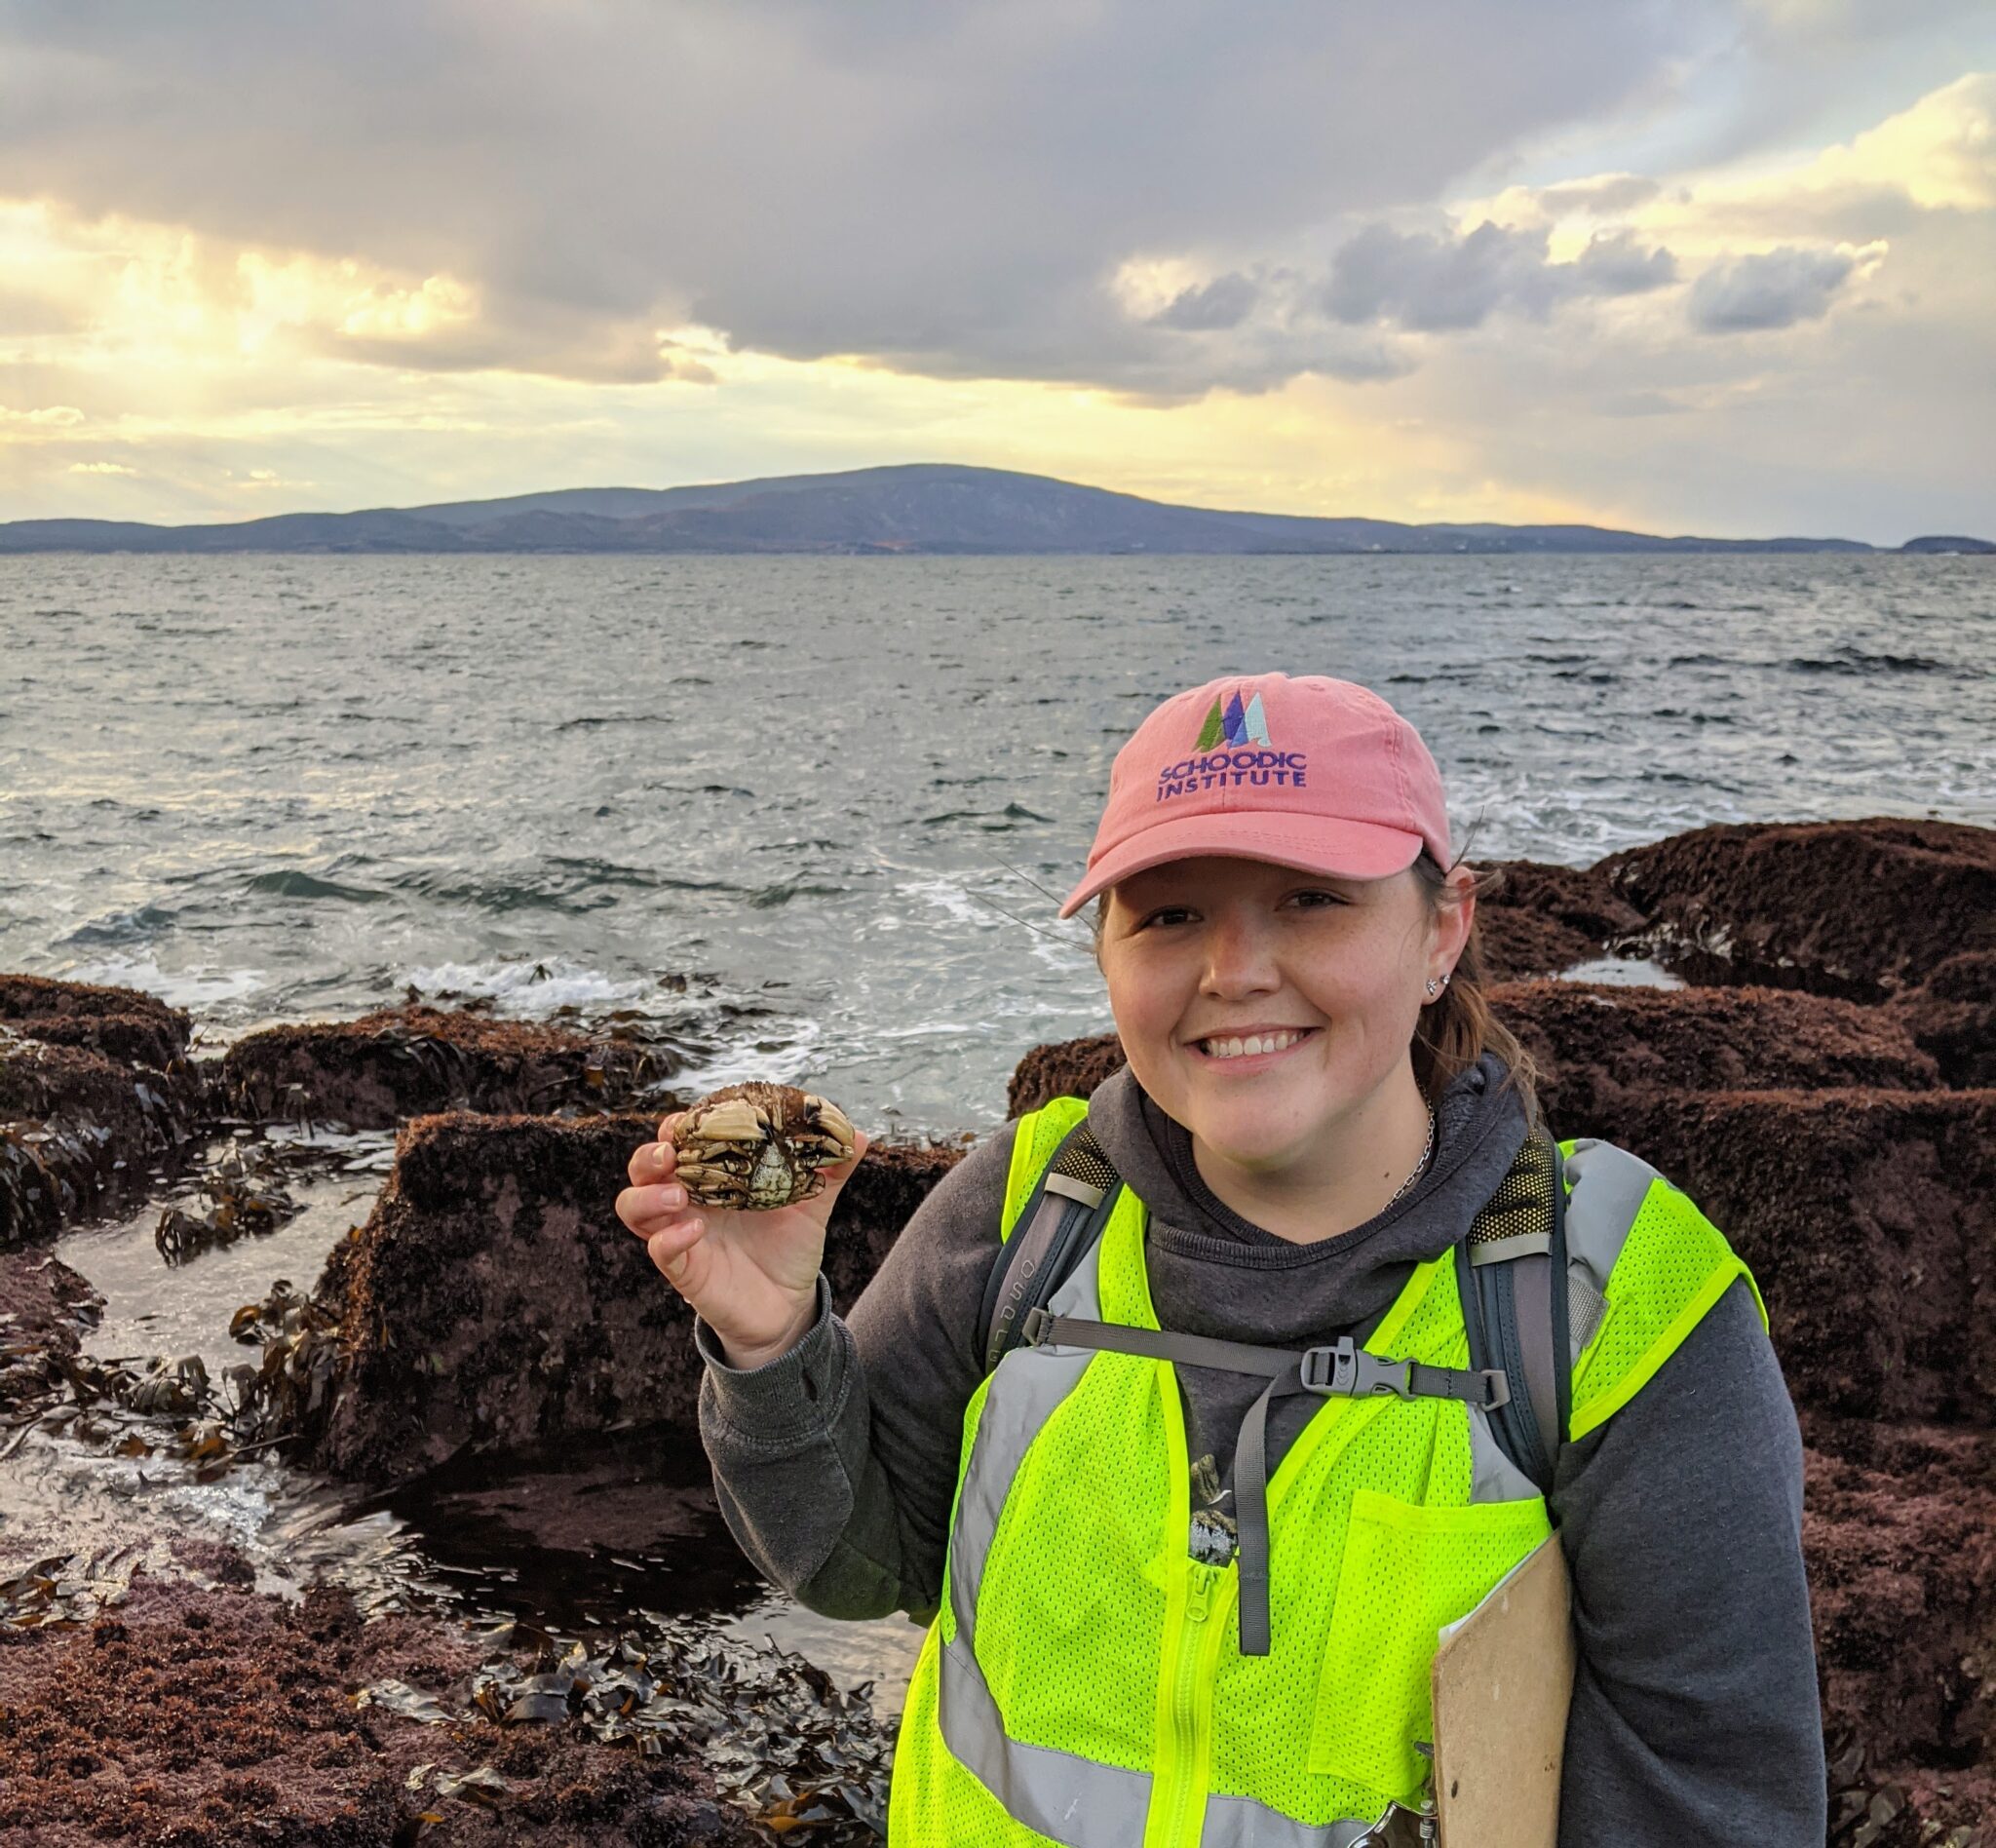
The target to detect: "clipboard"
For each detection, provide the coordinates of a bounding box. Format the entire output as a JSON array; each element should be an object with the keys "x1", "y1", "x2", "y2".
[{"x1": 1429, "y1": 1534, "x2": 1575, "y2": 1848}]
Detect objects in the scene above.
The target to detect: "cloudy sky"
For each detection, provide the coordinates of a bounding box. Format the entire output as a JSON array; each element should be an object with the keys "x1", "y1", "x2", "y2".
[{"x1": 1, "y1": 0, "x2": 1990, "y2": 541}]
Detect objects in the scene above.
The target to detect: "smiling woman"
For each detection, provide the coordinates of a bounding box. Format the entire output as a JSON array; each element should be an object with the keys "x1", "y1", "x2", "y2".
[
  {"x1": 626, "y1": 670, "x2": 1827, "y2": 1846},
  {"x1": 1094, "y1": 856, "x2": 1471, "y2": 1242},
  {"x1": 1090, "y1": 844, "x2": 1544, "y2": 1249}
]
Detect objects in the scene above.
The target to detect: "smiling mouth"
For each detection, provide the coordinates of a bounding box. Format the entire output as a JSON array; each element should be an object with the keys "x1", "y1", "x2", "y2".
[{"x1": 1191, "y1": 1026, "x2": 1318, "y2": 1062}]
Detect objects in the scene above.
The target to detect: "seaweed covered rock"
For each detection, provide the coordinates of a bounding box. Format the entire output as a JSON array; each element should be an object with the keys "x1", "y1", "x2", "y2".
[
  {"x1": 0, "y1": 1244, "x2": 103, "y2": 1420},
  {"x1": 1598, "y1": 818, "x2": 1996, "y2": 1000},
  {"x1": 1473, "y1": 859, "x2": 1650, "y2": 982},
  {"x1": 314, "y1": 1112, "x2": 962, "y2": 1482},
  {"x1": 0, "y1": 973, "x2": 192, "y2": 1072},
  {"x1": 1887, "y1": 949, "x2": 1996, "y2": 1090},
  {"x1": 0, "y1": 1040, "x2": 194, "y2": 1245},
  {"x1": 817, "y1": 1140, "x2": 967, "y2": 1311},
  {"x1": 221, "y1": 1003, "x2": 675, "y2": 1129},
  {"x1": 1802, "y1": 1423, "x2": 1996, "y2": 1829},
  {"x1": 1573, "y1": 1088, "x2": 1996, "y2": 1428},
  {"x1": 0, "y1": 976, "x2": 208, "y2": 1243},
  {"x1": 1007, "y1": 1032, "x2": 1124, "y2": 1117},
  {"x1": 1490, "y1": 981, "x2": 1940, "y2": 1129},
  {"x1": 0, "y1": 1574, "x2": 760, "y2": 1848}
]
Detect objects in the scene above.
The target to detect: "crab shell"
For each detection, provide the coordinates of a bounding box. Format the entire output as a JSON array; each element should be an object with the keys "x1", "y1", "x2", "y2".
[{"x1": 669, "y1": 1082, "x2": 859, "y2": 1212}]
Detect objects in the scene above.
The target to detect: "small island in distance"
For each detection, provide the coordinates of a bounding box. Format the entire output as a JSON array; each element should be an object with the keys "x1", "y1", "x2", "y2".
[{"x1": 2, "y1": 463, "x2": 1989, "y2": 556}]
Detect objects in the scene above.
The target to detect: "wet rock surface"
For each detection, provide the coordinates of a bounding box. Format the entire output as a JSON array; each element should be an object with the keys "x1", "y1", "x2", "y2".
[
  {"x1": 221, "y1": 1003, "x2": 680, "y2": 1131},
  {"x1": 1, "y1": 1030, "x2": 203, "y2": 1245}
]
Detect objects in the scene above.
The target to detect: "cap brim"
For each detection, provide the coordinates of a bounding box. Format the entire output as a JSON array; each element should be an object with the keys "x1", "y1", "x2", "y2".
[{"x1": 1057, "y1": 813, "x2": 1423, "y2": 918}]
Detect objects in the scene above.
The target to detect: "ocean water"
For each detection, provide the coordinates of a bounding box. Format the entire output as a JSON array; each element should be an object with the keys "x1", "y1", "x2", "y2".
[{"x1": 3, "y1": 551, "x2": 1992, "y2": 1132}]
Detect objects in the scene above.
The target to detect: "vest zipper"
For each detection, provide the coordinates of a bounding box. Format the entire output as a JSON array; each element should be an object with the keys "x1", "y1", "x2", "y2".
[{"x1": 1147, "y1": 1558, "x2": 1233, "y2": 1848}]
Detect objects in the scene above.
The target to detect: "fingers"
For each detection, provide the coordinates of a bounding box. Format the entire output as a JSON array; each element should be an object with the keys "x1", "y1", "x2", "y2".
[
  {"x1": 615, "y1": 1177, "x2": 694, "y2": 1240},
  {"x1": 646, "y1": 1218, "x2": 708, "y2": 1288},
  {"x1": 626, "y1": 1138, "x2": 675, "y2": 1188}
]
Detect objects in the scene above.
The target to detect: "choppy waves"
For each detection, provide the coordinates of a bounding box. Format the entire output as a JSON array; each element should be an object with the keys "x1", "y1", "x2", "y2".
[{"x1": 4, "y1": 550, "x2": 1990, "y2": 1128}]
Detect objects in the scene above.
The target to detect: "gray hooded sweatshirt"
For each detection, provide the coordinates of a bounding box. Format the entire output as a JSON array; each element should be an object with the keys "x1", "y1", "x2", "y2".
[{"x1": 696, "y1": 1056, "x2": 1825, "y2": 1845}]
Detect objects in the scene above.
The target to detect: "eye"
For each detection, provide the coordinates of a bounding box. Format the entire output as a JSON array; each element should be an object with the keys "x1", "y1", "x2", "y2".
[
  {"x1": 1288, "y1": 888, "x2": 1349, "y2": 909},
  {"x1": 1137, "y1": 905, "x2": 1196, "y2": 929}
]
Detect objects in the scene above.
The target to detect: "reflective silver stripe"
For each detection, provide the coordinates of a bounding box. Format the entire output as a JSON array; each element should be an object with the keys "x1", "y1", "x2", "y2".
[
  {"x1": 948, "y1": 1236, "x2": 1107, "y2": 1650},
  {"x1": 1467, "y1": 1399, "x2": 1544, "y2": 1504},
  {"x1": 1560, "y1": 1139, "x2": 1661, "y2": 1365},
  {"x1": 938, "y1": 1634, "x2": 1151, "y2": 1848},
  {"x1": 1202, "y1": 1792, "x2": 1387, "y2": 1847}
]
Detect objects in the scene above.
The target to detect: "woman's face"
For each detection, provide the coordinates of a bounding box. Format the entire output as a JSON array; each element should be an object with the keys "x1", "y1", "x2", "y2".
[{"x1": 1096, "y1": 855, "x2": 1469, "y2": 1180}]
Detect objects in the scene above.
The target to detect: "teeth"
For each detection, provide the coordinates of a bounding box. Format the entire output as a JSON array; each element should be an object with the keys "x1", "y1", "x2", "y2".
[{"x1": 1202, "y1": 1029, "x2": 1306, "y2": 1059}]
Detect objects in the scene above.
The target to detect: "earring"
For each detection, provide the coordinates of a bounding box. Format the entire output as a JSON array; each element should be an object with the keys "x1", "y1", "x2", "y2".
[{"x1": 1424, "y1": 979, "x2": 1439, "y2": 998}]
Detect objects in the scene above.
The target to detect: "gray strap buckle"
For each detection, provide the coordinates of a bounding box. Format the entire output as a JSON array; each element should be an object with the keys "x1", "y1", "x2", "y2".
[
  {"x1": 1299, "y1": 1337, "x2": 1414, "y2": 1401},
  {"x1": 1020, "y1": 1304, "x2": 1052, "y2": 1347}
]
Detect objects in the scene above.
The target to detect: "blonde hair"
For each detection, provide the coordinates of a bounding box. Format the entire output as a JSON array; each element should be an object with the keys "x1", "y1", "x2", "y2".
[{"x1": 1089, "y1": 851, "x2": 1540, "y2": 1128}]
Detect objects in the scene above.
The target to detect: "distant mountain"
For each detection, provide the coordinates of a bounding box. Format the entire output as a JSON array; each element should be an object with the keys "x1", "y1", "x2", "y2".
[
  {"x1": 1899, "y1": 534, "x2": 1996, "y2": 555},
  {"x1": 0, "y1": 463, "x2": 1971, "y2": 556}
]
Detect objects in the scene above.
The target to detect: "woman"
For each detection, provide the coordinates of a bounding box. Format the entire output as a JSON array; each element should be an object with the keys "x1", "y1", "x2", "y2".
[{"x1": 616, "y1": 671, "x2": 1824, "y2": 1845}]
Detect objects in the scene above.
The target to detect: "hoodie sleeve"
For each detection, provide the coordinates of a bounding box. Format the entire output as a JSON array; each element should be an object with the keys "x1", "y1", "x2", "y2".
[
  {"x1": 1554, "y1": 1275, "x2": 1826, "y2": 1845},
  {"x1": 695, "y1": 1120, "x2": 1017, "y2": 1620}
]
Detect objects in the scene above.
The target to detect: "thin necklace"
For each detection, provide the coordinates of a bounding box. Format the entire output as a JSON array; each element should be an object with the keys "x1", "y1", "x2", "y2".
[{"x1": 1383, "y1": 1104, "x2": 1437, "y2": 1211}]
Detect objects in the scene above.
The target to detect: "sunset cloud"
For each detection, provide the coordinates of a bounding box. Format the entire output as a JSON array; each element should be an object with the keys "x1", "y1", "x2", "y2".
[
  {"x1": 1686, "y1": 247, "x2": 1860, "y2": 331},
  {"x1": 1321, "y1": 223, "x2": 1677, "y2": 331},
  {"x1": 0, "y1": 2, "x2": 1989, "y2": 540}
]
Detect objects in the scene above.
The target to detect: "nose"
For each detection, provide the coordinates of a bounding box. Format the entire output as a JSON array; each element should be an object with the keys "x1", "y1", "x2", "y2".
[{"x1": 1200, "y1": 909, "x2": 1280, "y2": 997}]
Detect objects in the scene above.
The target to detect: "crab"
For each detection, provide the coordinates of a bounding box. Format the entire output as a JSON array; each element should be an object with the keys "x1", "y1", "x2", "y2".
[{"x1": 669, "y1": 1082, "x2": 859, "y2": 1212}]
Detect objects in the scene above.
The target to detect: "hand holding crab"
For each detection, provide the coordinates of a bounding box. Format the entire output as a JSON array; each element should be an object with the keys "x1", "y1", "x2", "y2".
[{"x1": 616, "y1": 1083, "x2": 867, "y2": 1369}]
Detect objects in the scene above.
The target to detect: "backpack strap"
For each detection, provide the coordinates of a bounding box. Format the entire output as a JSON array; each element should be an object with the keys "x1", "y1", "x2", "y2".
[
  {"x1": 1455, "y1": 1133, "x2": 1568, "y2": 1494},
  {"x1": 980, "y1": 1108, "x2": 1571, "y2": 1500},
  {"x1": 978, "y1": 1118, "x2": 1125, "y2": 1375},
  {"x1": 1019, "y1": 1307, "x2": 1510, "y2": 1656}
]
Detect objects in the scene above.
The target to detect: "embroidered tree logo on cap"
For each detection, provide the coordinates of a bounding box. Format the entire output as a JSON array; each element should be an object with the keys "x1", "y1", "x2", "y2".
[{"x1": 1194, "y1": 689, "x2": 1272, "y2": 750}]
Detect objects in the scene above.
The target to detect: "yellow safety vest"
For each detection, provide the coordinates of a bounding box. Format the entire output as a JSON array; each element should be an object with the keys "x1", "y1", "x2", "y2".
[{"x1": 890, "y1": 1097, "x2": 1763, "y2": 1847}]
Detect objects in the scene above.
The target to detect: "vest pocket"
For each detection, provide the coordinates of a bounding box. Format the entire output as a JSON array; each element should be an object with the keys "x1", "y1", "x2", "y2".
[{"x1": 1308, "y1": 1487, "x2": 1552, "y2": 1801}]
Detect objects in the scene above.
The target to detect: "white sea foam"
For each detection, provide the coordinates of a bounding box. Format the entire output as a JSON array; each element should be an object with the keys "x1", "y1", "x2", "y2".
[
  {"x1": 1555, "y1": 957, "x2": 1685, "y2": 990},
  {"x1": 668, "y1": 1014, "x2": 826, "y2": 1096},
  {"x1": 400, "y1": 956, "x2": 651, "y2": 1017},
  {"x1": 892, "y1": 872, "x2": 1094, "y2": 973},
  {"x1": 898, "y1": 874, "x2": 1000, "y2": 933},
  {"x1": 56, "y1": 952, "x2": 267, "y2": 1010}
]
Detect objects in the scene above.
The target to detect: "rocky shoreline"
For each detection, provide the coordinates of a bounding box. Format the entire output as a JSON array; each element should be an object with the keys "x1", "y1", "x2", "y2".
[{"x1": 1, "y1": 816, "x2": 1991, "y2": 1845}]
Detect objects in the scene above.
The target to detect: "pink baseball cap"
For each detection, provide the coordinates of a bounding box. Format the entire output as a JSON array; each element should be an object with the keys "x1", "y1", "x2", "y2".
[{"x1": 1057, "y1": 672, "x2": 1452, "y2": 918}]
